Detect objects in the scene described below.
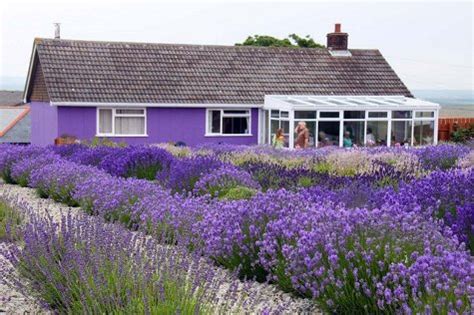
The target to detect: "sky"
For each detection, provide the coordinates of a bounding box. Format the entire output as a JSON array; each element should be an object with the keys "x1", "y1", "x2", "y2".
[{"x1": 0, "y1": 0, "x2": 472, "y2": 92}]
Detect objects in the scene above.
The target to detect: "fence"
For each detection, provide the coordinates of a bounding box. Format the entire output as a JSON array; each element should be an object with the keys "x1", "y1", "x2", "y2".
[{"x1": 438, "y1": 117, "x2": 474, "y2": 141}]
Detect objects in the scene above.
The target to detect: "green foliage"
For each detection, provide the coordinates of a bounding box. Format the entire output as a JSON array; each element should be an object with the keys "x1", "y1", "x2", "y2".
[
  {"x1": 0, "y1": 201, "x2": 22, "y2": 241},
  {"x1": 313, "y1": 162, "x2": 331, "y2": 174},
  {"x1": 236, "y1": 34, "x2": 324, "y2": 48},
  {"x1": 1, "y1": 168, "x2": 15, "y2": 184},
  {"x1": 297, "y1": 176, "x2": 314, "y2": 188},
  {"x1": 220, "y1": 186, "x2": 257, "y2": 200},
  {"x1": 86, "y1": 137, "x2": 128, "y2": 148},
  {"x1": 127, "y1": 164, "x2": 162, "y2": 181},
  {"x1": 451, "y1": 124, "x2": 474, "y2": 143}
]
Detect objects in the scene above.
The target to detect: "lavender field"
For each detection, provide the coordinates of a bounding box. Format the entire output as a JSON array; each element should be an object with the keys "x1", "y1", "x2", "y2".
[{"x1": 0, "y1": 143, "x2": 473, "y2": 314}]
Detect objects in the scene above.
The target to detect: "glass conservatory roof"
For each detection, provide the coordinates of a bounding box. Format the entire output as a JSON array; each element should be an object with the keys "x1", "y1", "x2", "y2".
[{"x1": 264, "y1": 95, "x2": 440, "y2": 111}]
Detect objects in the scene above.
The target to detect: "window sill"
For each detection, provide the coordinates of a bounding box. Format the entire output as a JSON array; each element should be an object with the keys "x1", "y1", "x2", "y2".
[
  {"x1": 205, "y1": 133, "x2": 253, "y2": 137},
  {"x1": 96, "y1": 134, "x2": 149, "y2": 138}
]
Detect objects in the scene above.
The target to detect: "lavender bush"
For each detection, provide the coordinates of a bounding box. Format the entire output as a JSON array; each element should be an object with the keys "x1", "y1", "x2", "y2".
[
  {"x1": 5, "y1": 211, "x2": 218, "y2": 313},
  {"x1": 193, "y1": 165, "x2": 260, "y2": 198}
]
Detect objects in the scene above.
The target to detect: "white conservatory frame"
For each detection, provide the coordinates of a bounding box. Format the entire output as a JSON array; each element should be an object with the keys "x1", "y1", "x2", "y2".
[{"x1": 263, "y1": 95, "x2": 440, "y2": 148}]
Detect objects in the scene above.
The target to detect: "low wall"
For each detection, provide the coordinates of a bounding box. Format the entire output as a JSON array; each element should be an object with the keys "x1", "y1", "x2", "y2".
[{"x1": 438, "y1": 117, "x2": 474, "y2": 141}]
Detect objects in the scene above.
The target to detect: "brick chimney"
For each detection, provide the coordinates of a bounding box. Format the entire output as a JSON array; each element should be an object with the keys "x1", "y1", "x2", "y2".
[{"x1": 327, "y1": 23, "x2": 348, "y2": 50}]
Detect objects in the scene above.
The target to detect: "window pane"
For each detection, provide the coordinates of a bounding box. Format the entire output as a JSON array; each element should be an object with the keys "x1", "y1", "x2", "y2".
[
  {"x1": 318, "y1": 121, "x2": 340, "y2": 147},
  {"x1": 281, "y1": 120, "x2": 290, "y2": 134},
  {"x1": 116, "y1": 109, "x2": 144, "y2": 115},
  {"x1": 264, "y1": 110, "x2": 270, "y2": 145},
  {"x1": 115, "y1": 117, "x2": 145, "y2": 135},
  {"x1": 344, "y1": 111, "x2": 365, "y2": 119},
  {"x1": 366, "y1": 121, "x2": 388, "y2": 146},
  {"x1": 392, "y1": 120, "x2": 412, "y2": 146},
  {"x1": 368, "y1": 112, "x2": 388, "y2": 118},
  {"x1": 414, "y1": 121, "x2": 434, "y2": 145},
  {"x1": 270, "y1": 120, "x2": 279, "y2": 139},
  {"x1": 281, "y1": 120, "x2": 290, "y2": 148},
  {"x1": 223, "y1": 117, "x2": 249, "y2": 134},
  {"x1": 271, "y1": 110, "x2": 279, "y2": 118},
  {"x1": 294, "y1": 121, "x2": 316, "y2": 148},
  {"x1": 209, "y1": 110, "x2": 221, "y2": 133},
  {"x1": 415, "y1": 111, "x2": 434, "y2": 118},
  {"x1": 99, "y1": 109, "x2": 112, "y2": 134},
  {"x1": 343, "y1": 121, "x2": 364, "y2": 147},
  {"x1": 320, "y1": 112, "x2": 340, "y2": 118},
  {"x1": 295, "y1": 111, "x2": 316, "y2": 119},
  {"x1": 280, "y1": 111, "x2": 289, "y2": 118},
  {"x1": 392, "y1": 111, "x2": 412, "y2": 119}
]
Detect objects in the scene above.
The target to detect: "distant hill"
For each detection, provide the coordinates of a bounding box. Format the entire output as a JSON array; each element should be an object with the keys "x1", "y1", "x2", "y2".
[
  {"x1": 412, "y1": 90, "x2": 474, "y2": 106},
  {"x1": 0, "y1": 90, "x2": 23, "y2": 106}
]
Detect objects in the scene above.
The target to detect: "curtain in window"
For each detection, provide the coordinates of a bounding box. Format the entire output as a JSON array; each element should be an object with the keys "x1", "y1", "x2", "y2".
[
  {"x1": 99, "y1": 109, "x2": 112, "y2": 134},
  {"x1": 115, "y1": 117, "x2": 145, "y2": 135}
]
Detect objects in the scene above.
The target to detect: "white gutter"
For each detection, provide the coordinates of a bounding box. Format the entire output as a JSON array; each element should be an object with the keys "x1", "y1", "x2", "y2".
[{"x1": 51, "y1": 101, "x2": 263, "y2": 108}]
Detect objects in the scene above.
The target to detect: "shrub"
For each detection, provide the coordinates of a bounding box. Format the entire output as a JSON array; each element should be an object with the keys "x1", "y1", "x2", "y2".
[
  {"x1": 220, "y1": 186, "x2": 257, "y2": 200},
  {"x1": 259, "y1": 203, "x2": 472, "y2": 314},
  {"x1": 99, "y1": 146, "x2": 174, "y2": 180},
  {"x1": 193, "y1": 165, "x2": 260, "y2": 198},
  {"x1": 156, "y1": 156, "x2": 224, "y2": 193},
  {"x1": 6, "y1": 212, "x2": 216, "y2": 314},
  {"x1": 415, "y1": 144, "x2": 470, "y2": 171},
  {"x1": 29, "y1": 161, "x2": 105, "y2": 206},
  {"x1": 10, "y1": 151, "x2": 61, "y2": 187},
  {"x1": 451, "y1": 124, "x2": 474, "y2": 143},
  {"x1": 0, "y1": 145, "x2": 45, "y2": 184},
  {"x1": 0, "y1": 200, "x2": 22, "y2": 241}
]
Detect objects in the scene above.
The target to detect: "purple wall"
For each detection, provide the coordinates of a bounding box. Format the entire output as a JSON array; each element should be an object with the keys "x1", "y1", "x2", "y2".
[
  {"x1": 30, "y1": 101, "x2": 58, "y2": 146},
  {"x1": 52, "y1": 106, "x2": 259, "y2": 146}
]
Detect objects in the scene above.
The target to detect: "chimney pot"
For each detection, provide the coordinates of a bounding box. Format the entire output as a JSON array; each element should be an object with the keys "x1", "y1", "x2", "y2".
[
  {"x1": 327, "y1": 23, "x2": 348, "y2": 51},
  {"x1": 54, "y1": 23, "x2": 61, "y2": 39}
]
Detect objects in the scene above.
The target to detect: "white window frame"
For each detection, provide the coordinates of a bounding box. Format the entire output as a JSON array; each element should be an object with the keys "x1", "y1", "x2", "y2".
[
  {"x1": 96, "y1": 108, "x2": 147, "y2": 137},
  {"x1": 205, "y1": 108, "x2": 252, "y2": 137}
]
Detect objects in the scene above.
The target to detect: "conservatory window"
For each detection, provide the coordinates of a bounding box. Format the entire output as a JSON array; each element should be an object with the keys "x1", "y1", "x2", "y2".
[
  {"x1": 318, "y1": 121, "x2": 340, "y2": 147},
  {"x1": 343, "y1": 121, "x2": 365, "y2": 146},
  {"x1": 415, "y1": 111, "x2": 435, "y2": 118},
  {"x1": 319, "y1": 111, "x2": 340, "y2": 119},
  {"x1": 207, "y1": 109, "x2": 251, "y2": 135},
  {"x1": 294, "y1": 121, "x2": 316, "y2": 147},
  {"x1": 366, "y1": 121, "x2": 388, "y2": 146},
  {"x1": 414, "y1": 121, "x2": 435, "y2": 145},
  {"x1": 392, "y1": 111, "x2": 412, "y2": 119},
  {"x1": 392, "y1": 120, "x2": 413, "y2": 146},
  {"x1": 344, "y1": 111, "x2": 365, "y2": 119},
  {"x1": 97, "y1": 108, "x2": 146, "y2": 136},
  {"x1": 368, "y1": 111, "x2": 388, "y2": 118},
  {"x1": 295, "y1": 111, "x2": 317, "y2": 119}
]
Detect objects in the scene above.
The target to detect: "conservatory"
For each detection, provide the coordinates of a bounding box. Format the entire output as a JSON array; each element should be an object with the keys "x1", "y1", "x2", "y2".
[{"x1": 262, "y1": 95, "x2": 440, "y2": 148}]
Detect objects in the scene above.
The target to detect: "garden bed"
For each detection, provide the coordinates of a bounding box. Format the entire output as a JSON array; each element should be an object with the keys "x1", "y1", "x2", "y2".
[
  {"x1": 0, "y1": 181, "x2": 319, "y2": 314},
  {"x1": 0, "y1": 143, "x2": 472, "y2": 314}
]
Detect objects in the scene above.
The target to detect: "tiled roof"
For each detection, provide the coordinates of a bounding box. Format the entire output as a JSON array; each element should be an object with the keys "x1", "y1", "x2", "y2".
[{"x1": 31, "y1": 38, "x2": 413, "y2": 104}]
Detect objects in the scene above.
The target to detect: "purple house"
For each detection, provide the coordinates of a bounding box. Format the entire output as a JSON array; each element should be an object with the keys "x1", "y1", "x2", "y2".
[{"x1": 23, "y1": 24, "x2": 439, "y2": 147}]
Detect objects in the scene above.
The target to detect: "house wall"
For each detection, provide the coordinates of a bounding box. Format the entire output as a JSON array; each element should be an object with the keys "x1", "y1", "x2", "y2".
[
  {"x1": 30, "y1": 101, "x2": 57, "y2": 146},
  {"x1": 56, "y1": 106, "x2": 259, "y2": 146}
]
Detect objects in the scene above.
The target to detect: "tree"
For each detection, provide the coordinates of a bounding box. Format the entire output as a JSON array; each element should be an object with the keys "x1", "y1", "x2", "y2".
[{"x1": 235, "y1": 34, "x2": 324, "y2": 48}]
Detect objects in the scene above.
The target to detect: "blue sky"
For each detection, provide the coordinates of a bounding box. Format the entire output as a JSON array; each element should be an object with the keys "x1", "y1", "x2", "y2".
[{"x1": 0, "y1": 0, "x2": 472, "y2": 91}]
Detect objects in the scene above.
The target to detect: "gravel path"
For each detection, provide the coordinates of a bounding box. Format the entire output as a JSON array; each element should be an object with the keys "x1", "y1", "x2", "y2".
[{"x1": 0, "y1": 182, "x2": 320, "y2": 314}]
